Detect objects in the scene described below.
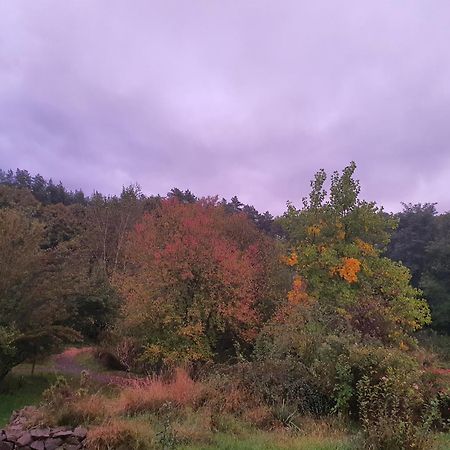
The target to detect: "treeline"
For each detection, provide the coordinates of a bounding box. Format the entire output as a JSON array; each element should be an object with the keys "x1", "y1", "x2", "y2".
[
  {"x1": 387, "y1": 203, "x2": 450, "y2": 334},
  {"x1": 1, "y1": 163, "x2": 449, "y2": 448},
  {"x1": 0, "y1": 167, "x2": 280, "y2": 378},
  {"x1": 0, "y1": 168, "x2": 87, "y2": 205},
  {"x1": 0, "y1": 168, "x2": 280, "y2": 236}
]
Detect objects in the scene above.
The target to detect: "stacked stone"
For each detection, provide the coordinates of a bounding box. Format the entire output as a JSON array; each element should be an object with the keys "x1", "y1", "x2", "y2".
[{"x1": 0, "y1": 412, "x2": 87, "y2": 450}]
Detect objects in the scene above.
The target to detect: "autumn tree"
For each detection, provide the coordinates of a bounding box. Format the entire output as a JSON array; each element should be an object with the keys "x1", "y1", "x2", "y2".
[
  {"x1": 112, "y1": 198, "x2": 288, "y2": 371},
  {"x1": 278, "y1": 162, "x2": 430, "y2": 345}
]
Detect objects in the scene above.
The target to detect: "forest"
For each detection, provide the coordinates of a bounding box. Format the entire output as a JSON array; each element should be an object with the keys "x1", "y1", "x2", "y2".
[{"x1": 0, "y1": 163, "x2": 449, "y2": 450}]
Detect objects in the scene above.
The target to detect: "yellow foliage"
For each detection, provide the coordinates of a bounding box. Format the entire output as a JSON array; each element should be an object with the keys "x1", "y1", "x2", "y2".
[
  {"x1": 287, "y1": 275, "x2": 309, "y2": 305},
  {"x1": 336, "y1": 307, "x2": 352, "y2": 320},
  {"x1": 355, "y1": 238, "x2": 375, "y2": 256},
  {"x1": 307, "y1": 224, "x2": 322, "y2": 237},
  {"x1": 281, "y1": 251, "x2": 298, "y2": 266},
  {"x1": 178, "y1": 323, "x2": 204, "y2": 339},
  {"x1": 336, "y1": 257, "x2": 361, "y2": 283},
  {"x1": 335, "y1": 221, "x2": 346, "y2": 241}
]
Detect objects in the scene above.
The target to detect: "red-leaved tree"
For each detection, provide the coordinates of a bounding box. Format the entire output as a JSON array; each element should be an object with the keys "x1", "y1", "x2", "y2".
[{"x1": 112, "y1": 198, "x2": 288, "y2": 371}]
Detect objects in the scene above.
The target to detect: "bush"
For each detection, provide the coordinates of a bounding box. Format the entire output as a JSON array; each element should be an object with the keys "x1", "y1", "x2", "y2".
[
  {"x1": 357, "y1": 368, "x2": 438, "y2": 450},
  {"x1": 222, "y1": 360, "x2": 332, "y2": 417},
  {"x1": 0, "y1": 326, "x2": 18, "y2": 380}
]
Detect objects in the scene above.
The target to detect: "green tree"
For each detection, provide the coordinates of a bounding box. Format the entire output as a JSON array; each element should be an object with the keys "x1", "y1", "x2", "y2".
[
  {"x1": 420, "y1": 213, "x2": 450, "y2": 333},
  {"x1": 278, "y1": 162, "x2": 430, "y2": 345},
  {"x1": 387, "y1": 203, "x2": 437, "y2": 286},
  {"x1": 0, "y1": 207, "x2": 80, "y2": 379}
]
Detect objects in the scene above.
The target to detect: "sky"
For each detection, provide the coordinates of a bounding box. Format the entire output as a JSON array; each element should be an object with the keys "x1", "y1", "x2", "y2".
[{"x1": 1, "y1": 1, "x2": 450, "y2": 215}]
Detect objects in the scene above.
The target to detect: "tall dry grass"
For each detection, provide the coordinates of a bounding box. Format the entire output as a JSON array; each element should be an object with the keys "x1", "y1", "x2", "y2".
[{"x1": 113, "y1": 368, "x2": 206, "y2": 415}]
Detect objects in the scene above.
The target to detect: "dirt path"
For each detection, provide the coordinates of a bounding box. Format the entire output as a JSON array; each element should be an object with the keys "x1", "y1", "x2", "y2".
[{"x1": 54, "y1": 347, "x2": 138, "y2": 386}]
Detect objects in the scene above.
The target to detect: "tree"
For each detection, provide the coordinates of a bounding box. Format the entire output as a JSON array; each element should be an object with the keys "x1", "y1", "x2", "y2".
[
  {"x1": 112, "y1": 198, "x2": 288, "y2": 371},
  {"x1": 167, "y1": 188, "x2": 197, "y2": 204},
  {"x1": 278, "y1": 162, "x2": 430, "y2": 345},
  {"x1": 387, "y1": 203, "x2": 438, "y2": 286},
  {"x1": 86, "y1": 185, "x2": 145, "y2": 277},
  {"x1": 386, "y1": 204, "x2": 450, "y2": 333},
  {"x1": 420, "y1": 213, "x2": 450, "y2": 333},
  {"x1": 31, "y1": 174, "x2": 48, "y2": 203},
  {"x1": 0, "y1": 207, "x2": 80, "y2": 379}
]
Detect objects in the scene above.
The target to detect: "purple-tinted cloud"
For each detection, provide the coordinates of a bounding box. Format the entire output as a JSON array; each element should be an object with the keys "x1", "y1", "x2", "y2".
[{"x1": 1, "y1": 1, "x2": 450, "y2": 214}]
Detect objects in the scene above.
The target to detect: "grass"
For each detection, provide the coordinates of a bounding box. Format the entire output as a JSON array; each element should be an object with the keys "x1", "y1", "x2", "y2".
[
  {"x1": 74, "y1": 349, "x2": 110, "y2": 373},
  {"x1": 180, "y1": 431, "x2": 355, "y2": 450},
  {"x1": 0, "y1": 374, "x2": 56, "y2": 427},
  {"x1": 436, "y1": 433, "x2": 450, "y2": 450},
  {"x1": 10, "y1": 357, "x2": 56, "y2": 376},
  {"x1": 73, "y1": 347, "x2": 132, "y2": 377},
  {"x1": 2, "y1": 356, "x2": 447, "y2": 450}
]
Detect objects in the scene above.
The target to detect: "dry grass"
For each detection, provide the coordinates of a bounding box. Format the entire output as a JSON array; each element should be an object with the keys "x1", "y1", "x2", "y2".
[
  {"x1": 39, "y1": 367, "x2": 356, "y2": 450},
  {"x1": 114, "y1": 368, "x2": 205, "y2": 415},
  {"x1": 242, "y1": 405, "x2": 274, "y2": 429},
  {"x1": 64, "y1": 394, "x2": 109, "y2": 424},
  {"x1": 86, "y1": 418, "x2": 156, "y2": 450}
]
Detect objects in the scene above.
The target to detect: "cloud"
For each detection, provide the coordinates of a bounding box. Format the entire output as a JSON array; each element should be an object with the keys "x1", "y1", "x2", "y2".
[{"x1": 1, "y1": 1, "x2": 450, "y2": 214}]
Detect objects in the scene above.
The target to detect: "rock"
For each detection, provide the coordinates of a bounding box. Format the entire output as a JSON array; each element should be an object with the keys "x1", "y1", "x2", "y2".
[
  {"x1": 30, "y1": 441, "x2": 45, "y2": 450},
  {"x1": 72, "y1": 427, "x2": 87, "y2": 440},
  {"x1": 31, "y1": 428, "x2": 51, "y2": 439},
  {"x1": 50, "y1": 427, "x2": 71, "y2": 435},
  {"x1": 52, "y1": 430, "x2": 73, "y2": 438},
  {"x1": 5, "y1": 428, "x2": 22, "y2": 441},
  {"x1": 44, "y1": 437, "x2": 63, "y2": 450},
  {"x1": 17, "y1": 431, "x2": 33, "y2": 446},
  {"x1": 0, "y1": 441, "x2": 14, "y2": 450}
]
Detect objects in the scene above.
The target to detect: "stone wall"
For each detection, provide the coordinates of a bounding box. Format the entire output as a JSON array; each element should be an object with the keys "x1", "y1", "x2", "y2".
[{"x1": 0, "y1": 409, "x2": 86, "y2": 450}]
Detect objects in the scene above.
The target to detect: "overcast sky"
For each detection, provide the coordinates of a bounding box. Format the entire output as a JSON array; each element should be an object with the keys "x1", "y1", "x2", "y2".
[{"x1": 1, "y1": 1, "x2": 450, "y2": 214}]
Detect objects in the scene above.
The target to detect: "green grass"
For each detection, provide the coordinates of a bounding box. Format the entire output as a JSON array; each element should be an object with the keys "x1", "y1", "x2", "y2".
[
  {"x1": 10, "y1": 358, "x2": 56, "y2": 376},
  {"x1": 73, "y1": 348, "x2": 131, "y2": 378},
  {"x1": 181, "y1": 431, "x2": 355, "y2": 450},
  {"x1": 436, "y1": 432, "x2": 450, "y2": 450},
  {"x1": 0, "y1": 374, "x2": 56, "y2": 427},
  {"x1": 74, "y1": 349, "x2": 108, "y2": 372}
]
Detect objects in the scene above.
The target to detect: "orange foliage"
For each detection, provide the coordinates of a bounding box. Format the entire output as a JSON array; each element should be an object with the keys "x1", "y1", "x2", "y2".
[
  {"x1": 281, "y1": 251, "x2": 298, "y2": 266},
  {"x1": 335, "y1": 257, "x2": 361, "y2": 283},
  {"x1": 115, "y1": 368, "x2": 204, "y2": 415},
  {"x1": 287, "y1": 275, "x2": 309, "y2": 305},
  {"x1": 355, "y1": 238, "x2": 375, "y2": 255}
]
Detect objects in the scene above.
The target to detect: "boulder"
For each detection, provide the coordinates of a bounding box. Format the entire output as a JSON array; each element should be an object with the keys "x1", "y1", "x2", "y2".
[
  {"x1": 17, "y1": 431, "x2": 33, "y2": 446},
  {"x1": 44, "y1": 437, "x2": 63, "y2": 450},
  {"x1": 30, "y1": 440, "x2": 45, "y2": 450}
]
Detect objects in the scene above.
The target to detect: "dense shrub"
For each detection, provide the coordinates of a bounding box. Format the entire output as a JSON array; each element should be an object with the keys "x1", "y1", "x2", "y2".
[
  {"x1": 357, "y1": 368, "x2": 440, "y2": 449},
  {"x1": 215, "y1": 360, "x2": 332, "y2": 417}
]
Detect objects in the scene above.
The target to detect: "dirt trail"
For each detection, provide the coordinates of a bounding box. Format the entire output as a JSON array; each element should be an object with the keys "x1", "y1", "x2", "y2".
[{"x1": 54, "y1": 347, "x2": 138, "y2": 386}]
